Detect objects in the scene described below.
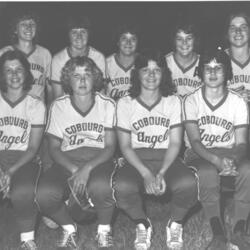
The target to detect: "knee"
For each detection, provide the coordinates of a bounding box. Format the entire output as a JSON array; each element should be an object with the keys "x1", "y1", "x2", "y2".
[
  {"x1": 170, "y1": 174, "x2": 197, "y2": 195},
  {"x1": 113, "y1": 179, "x2": 139, "y2": 198},
  {"x1": 88, "y1": 179, "x2": 113, "y2": 199},
  {"x1": 36, "y1": 183, "x2": 64, "y2": 210},
  {"x1": 238, "y1": 160, "x2": 250, "y2": 176},
  {"x1": 10, "y1": 184, "x2": 35, "y2": 205},
  {"x1": 197, "y1": 164, "x2": 219, "y2": 188}
]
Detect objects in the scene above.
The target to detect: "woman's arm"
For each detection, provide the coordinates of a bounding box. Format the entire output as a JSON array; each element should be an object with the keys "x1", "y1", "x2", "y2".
[
  {"x1": 185, "y1": 122, "x2": 229, "y2": 172},
  {"x1": 117, "y1": 129, "x2": 157, "y2": 195},
  {"x1": 7, "y1": 126, "x2": 44, "y2": 176},
  {"x1": 72, "y1": 129, "x2": 116, "y2": 195},
  {"x1": 158, "y1": 126, "x2": 183, "y2": 176},
  {"x1": 48, "y1": 135, "x2": 79, "y2": 174}
]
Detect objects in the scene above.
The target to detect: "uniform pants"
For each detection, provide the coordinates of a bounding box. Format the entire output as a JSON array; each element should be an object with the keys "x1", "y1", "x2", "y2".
[
  {"x1": 0, "y1": 150, "x2": 41, "y2": 233},
  {"x1": 36, "y1": 160, "x2": 116, "y2": 225},
  {"x1": 185, "y1": 148, "x2": 250, "y2": 226},
  {"x1": 113, "y1": 148, "x2": 197, "y2": 222}
]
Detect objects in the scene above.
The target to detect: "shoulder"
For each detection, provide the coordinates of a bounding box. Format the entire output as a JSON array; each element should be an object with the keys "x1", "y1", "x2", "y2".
[
  {"x1": 26, "y1": 94, "x2": 46, "y2": 110},
  {"x1": 165, "y1": 51, "x2": 174, "y2": 60},
  {"x1": 95, "y1": 92, "x2": 116, "y2": 107},
  {"x1": 50, "y1": 95, "x2": 70, "y2": 111},
  {"x1": 52, "y1": 48, "x2": 67, "y2": 61},
  {"x1": 0, "y1": 45, "x2": 14, "y2": 57},
  {"x1": 117, "y1": 95, "x2": 133, "y2": 107},
  {"x1": 89, "y1": 46, "x2": 105, "y2": 59},
  {"x1": 106, "y1": 53, "x2": 115, "y2": 63},
  {"x1": 35, "y1": 45, "x2": 52, "y2": 58},
  {"x1": 183, "y1": 87, "x2": 201, "y2": 103}
]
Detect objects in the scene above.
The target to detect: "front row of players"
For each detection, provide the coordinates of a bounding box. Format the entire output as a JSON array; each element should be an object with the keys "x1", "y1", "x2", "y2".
[{"x1": 0, "y1": 48, "x2": 250, "y2": 250}]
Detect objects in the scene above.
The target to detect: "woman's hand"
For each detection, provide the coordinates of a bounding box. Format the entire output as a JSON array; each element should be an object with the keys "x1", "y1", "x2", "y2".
[
  {"x1": 218, "y1": 157, "x2": 238, "y2": 176},
  {"x1": 71, "y1": 165, "x2": 92, "y2": 196},
  {"x1": 0, "y1": 168, "x2": 11, "y2": 199},
  {"x1": 155, "y1": 172, "x2": 167, "y2": 196},
  {"x1": 142, "y1": 169, "x2": 158, "y2": 195}
]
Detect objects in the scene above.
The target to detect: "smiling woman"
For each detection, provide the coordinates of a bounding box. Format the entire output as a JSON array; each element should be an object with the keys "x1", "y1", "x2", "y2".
[{"x1": 0, "y1": 49, "x2": 46, "y2": 250}]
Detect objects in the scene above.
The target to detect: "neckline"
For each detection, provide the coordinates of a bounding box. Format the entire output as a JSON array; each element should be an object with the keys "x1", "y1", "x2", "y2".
[
  {"x1": 114, "y1": 53, "x2": 135, "y2": 72},
  {"x1": 70, "y1": 94, "x2": 95, "y2": 117},
  {"x1": 1, "y1": 91, "x2": 28, "y2": 108},
  {"x1": 13, "y1": 44, "x2": 37, "y2": 58},
  {"x1": 201, "y1": 86, "x2": 228, "y2": 111},
  {"x1": 67, "y1": 46, "x2": 90, "y2": 59},
  {"x1": 228, "y1": 48, "x2": 250, "y2": 69},
  {"x1": 173, "y1": 53, "x2": 198, "y2": 73},
  {"x1": 136, "y1": 95, "x2": 162, "y2": 111}
]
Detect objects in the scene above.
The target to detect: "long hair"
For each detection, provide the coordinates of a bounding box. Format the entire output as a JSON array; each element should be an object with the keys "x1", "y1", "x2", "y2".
[
  {"x1": 0, "y1": 50, "x2": 34, "y2": 92},
  {"x1": 60, "y1": 56, "x2": 103, "y2": 95},
  {"x1": 129, "y1": 48, "x2": 175, "y2": 98},
  {"x1": 9, "y1": 10, "x2": 40, "y2": 45},
  {"x1": 197, "y1": 47, "x2": 233, "y2": 84},
  {"x1": 224, "y1": 11, "x2": 250, "y2": 47}
]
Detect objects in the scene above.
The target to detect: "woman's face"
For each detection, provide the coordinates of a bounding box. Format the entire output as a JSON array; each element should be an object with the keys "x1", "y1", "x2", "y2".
[
  {"x1": 203, "y1": 60, "x2": 225, "y2": 89},
  {"x1": 175, "y1": 30, "x2": 195, "y2": 57},
  {"x1": 16, "y1": 18, "x2": 37, "y2": 42},
  {"x1": 118, "y1": 32, "x2": 138, "y2": 56},
  {"x1": 228, "y1": 16, "x2": 250, "y2": 48},
  {"x1": 69, "y1": 28, "x2": 89, "y2": 50},
  {"x1": 70, "y1": 65, "x2": 94, "y2": 96},
  {"x1": 4, "y1": 59, "x2": 26, "y2": 91},
  {"x1": 139, "y1": 60, "x2": 162, "y2": 92}
]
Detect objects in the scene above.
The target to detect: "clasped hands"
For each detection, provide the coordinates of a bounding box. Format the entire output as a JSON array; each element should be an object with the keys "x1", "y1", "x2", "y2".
[
  {"x1": 218, "y1": 157, "x2": 239, "y2": 176},
  {"x1": 143, "y1": 169, "x2": 166, "y2": 196}
]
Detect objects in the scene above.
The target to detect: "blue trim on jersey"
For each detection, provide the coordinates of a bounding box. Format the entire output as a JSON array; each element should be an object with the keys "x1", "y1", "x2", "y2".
[
  {"x1": 45, "y1": 132, "x2": 63, "y2": 142},
  {"x1": 136, "y1": 95, "x2": 162, "y2": 111},
  {"x1": 170, "y1": 123, "x2": 183, "y2": 129},
  {"x1": 1, "y1": 91, "x2": 28, "y2": 108},
  {"x1": 114, "y1": 53, "x2": 135, "y2": 72},
  {"x1": 173, "y1": 52, "x2": 199, "y2": 74}
]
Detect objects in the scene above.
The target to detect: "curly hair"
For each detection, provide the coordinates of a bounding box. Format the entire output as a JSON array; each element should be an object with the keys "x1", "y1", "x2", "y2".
[
  {"x1": 9, "y1": 10, "x2": 40, "y2": 45},
  {"x1": 197, "y1": 47, "x2": 233, "y2": 84},
  {"x1": 172, "y1": 20, "x2": 200, "y2": 52},
  {"x1": 0, "y1": 50, "x2": 34, "y2": 93},
  {"x1": 129, "y1": 48, "x2": 175, "y2": 98},
  {"x1": 60, "y1": 56, "x2": 104, "y2": 95}
]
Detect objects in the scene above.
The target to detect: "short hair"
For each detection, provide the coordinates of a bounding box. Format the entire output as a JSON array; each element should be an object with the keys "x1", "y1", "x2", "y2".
[
  {"x1": 0, "y1": 50, "x2": 34, "y2": 92},
  {"x1": 9, "y1": 10, "x2": 40, "y2": 44},
  {"x1": 115, "y1": 24, "x2": 139, "y2": 42},
  {"x1": 197, "y1": 47, "x2": 233, "y2": 83},
  {"x1": 172, "y1": 21, "x2": 200, "y2": 52},
  {"x1": 66, "y1": 15, "x2": 91, "y2": 34},
  {"x1": 60, "y1": 56, "x2": 103, "y2": 95},
  {"x1": 129, "y1": 48, "x2": 175, "y2": 98}
]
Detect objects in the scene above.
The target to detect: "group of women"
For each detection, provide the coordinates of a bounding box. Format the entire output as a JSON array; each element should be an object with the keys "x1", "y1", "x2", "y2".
[{"x1": 0, "y1": 8, "x2": 250, "y2": 250}]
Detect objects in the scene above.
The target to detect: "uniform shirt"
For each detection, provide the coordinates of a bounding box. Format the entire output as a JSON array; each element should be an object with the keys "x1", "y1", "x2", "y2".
[
  {"x1": 116, "y1": 95, "x2": 182, "y2": 149},
  {"x1": 0, "y1": 93, "x2": 46, "y2": 151},
  {"x1": 46, "y1": 92, "x2": 115, "y2": 152},
  {"x1": 165, "y1": 52, "x2": 202, "y2": 97},
  {"x1": 225, "y1": 49, "x2": 250, "y2": 93},
  {"x1": 183, "y1": 86, "x2": 249, "y2": 148},
  {"x1": 0, "y1": 45, "x2": 52, "y2": 101},
  {"x1": 51, "y1": 46, "x2": 106, "y2": 85},
  {"x1": 105, "y1": 53, "x2": 134, "y2": 100}
]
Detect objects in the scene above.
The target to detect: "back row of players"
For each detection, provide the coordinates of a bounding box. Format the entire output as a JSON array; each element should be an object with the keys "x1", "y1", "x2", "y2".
[
  {"x1": 0, "y1": 10, "x2": 250, "y2": 250},
  {"x1": 1, "y1": 11, "x2": 250, "y2": 104}
]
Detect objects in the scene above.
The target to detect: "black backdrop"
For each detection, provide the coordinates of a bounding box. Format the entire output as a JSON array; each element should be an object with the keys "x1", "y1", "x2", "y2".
[{"x1": 0, "y1": 1, "x2": 250, "y2": 56}]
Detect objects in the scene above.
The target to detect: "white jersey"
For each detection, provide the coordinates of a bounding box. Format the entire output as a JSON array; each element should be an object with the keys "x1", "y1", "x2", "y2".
[
  {"x1": 183, "y1": 86, "x2": 249, "y2": 148},
  {"x1": 0, "y1": 93, "x2": 46, "y2": 151},
  {"x1": 165, "y1": 52, "x2": 202, "y2": 97},
  {"x1": 225, "y1": 48, "x2": 250, "y2": 93},
  {"x1": 46, "y1": 92, "x2": 115, "y2": 152},
  {"x1": 105, "y1": 53, "x2": 134, "y2": 100},
  {"x1": 0, "y1": 45, "x2": 52, "y2": 101},
  {"x1": 116, "y1": 95, "x2": 182, "y2": 149},
  {"x1": 51, "y1": 46, "x2": 106, "y2": 85}
]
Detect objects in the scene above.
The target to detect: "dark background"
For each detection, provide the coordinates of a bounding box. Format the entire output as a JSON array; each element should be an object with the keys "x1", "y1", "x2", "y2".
[{"x1": 0, "y1": 1, "x2": 250, "y2": 56}]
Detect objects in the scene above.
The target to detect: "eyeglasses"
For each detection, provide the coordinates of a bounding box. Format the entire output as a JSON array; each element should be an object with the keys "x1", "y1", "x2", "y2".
[{"x1": 203, "y1": 64, "x2": 224, "y2": 74}]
